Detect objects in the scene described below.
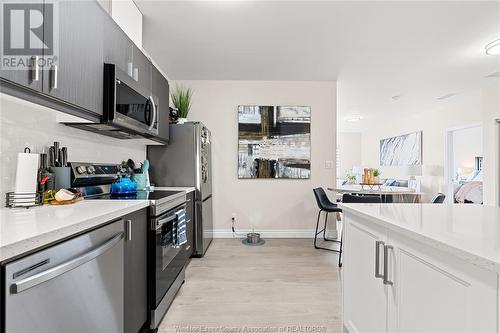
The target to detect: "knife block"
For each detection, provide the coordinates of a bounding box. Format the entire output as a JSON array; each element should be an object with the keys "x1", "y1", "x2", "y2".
[{"x1": 51, "y1": 167, "x2": 71, "y2": 190}]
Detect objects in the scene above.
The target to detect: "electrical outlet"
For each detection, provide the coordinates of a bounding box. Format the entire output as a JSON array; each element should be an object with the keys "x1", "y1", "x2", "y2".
[{"x1": 325, "y1": 160, "x2": 334, "y2": 169}]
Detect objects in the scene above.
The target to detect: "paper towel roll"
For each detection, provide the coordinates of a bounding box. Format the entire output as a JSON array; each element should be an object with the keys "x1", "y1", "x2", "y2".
[{"x1": 14, "y1": 152, "x2": 39, "y2": 206}]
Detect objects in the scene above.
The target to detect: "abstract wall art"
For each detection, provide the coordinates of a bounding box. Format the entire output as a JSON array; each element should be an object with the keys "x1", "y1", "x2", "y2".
[
  {"x1": 380, "y1": 131, "x2": 422, "y2": 166},
  {"x1": 238, "y1": 105, "x2": 311, "y2": 179}
]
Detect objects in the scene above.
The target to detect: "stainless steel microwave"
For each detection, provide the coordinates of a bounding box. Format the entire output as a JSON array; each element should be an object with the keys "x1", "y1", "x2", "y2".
[{"x1": 103, "y1": 63, "x2": 159, "y2": 136}]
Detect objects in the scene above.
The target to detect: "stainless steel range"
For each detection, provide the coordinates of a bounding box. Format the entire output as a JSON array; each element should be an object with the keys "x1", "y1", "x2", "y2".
[{"x1": 69, "y1": 162, "x2": 189, "y2": 330}]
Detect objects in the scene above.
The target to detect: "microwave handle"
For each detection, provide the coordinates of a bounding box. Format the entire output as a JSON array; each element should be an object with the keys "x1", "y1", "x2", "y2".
[{"x1": 148, "y1": 96, "x2": 157, "y2": 131}]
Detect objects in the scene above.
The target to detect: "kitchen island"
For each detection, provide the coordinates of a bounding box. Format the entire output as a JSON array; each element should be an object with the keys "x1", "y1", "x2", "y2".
[{"x1": 340, "y1": 203, "x2": 500, "y2": 333}]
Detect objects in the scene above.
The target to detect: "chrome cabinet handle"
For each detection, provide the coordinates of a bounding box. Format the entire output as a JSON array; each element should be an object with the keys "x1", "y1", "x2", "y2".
[
  {"x1": 148, "y1": 96, "x2": 157, "y2": 131},
  {"x1": 383, "y1": 245, "x2": 394, "y2": 286},
  {"x1": 11, "y1": 231, "x2": 124, "y2": 294},
  {"x1": 185, "y1": 245, "x2": 191, "y2": 251},
  {"x1": 30, "y1": 56, "x2": 39, "y2": 82},
  {"x1": 127, "y1": 219, "x2": 132, "y2": 241},
  {"x1": 133, "y1": 67, "x2": 138, "y2": 81},
  {"x1": 375, "y1": 240, "x2": 385, "y2": 279},
  {"x1": 50, "y1": 64, "x2": 58, "y2": 89}
]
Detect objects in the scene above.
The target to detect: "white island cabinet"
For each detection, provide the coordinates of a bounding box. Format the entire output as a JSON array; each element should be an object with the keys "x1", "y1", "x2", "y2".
[{"x1": 341, "y1": 204, "x2": 500, "y2": 333}]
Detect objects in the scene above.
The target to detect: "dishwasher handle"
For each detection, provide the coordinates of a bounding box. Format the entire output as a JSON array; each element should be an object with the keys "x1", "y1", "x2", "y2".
[{"x1": 11, "y1": 231, "x2": 124, "y2": 294}]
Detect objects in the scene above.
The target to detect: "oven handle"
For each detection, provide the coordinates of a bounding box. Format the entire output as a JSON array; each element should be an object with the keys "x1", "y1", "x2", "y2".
[
  {"x1": 148, "y1": 95, "x2": 157, "y2": 131},
  {"x1": 155, "y1": 214, "x2": 177, "y2": 230}
]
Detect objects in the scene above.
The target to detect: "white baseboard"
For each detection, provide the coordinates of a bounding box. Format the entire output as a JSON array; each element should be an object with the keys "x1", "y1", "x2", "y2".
[{"x1": 213, "y1": 229, "x2": 339, "y2": 239}]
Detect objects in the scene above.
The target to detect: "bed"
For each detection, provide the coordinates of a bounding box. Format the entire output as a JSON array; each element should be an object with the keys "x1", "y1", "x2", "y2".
[{"x1": 454, "y1": 170, "x2": 483, "y2": 204}]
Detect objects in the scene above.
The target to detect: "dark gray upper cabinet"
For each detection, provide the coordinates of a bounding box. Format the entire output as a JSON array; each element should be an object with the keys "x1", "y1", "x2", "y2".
[
  {"x1": 133, "y1": 46, "x2": 152, "y2": 93},
  {"x1": 43, "y1": 0, "x2": 105, "y2": 116},
  {"x1": 0, "y1": 0, "x2": 44, "y2": 92},
  {"x1": 104, "y1": 16, "x2": 133, "y2": 77},
  {"x1": 124, "y1": 208, "x2": 148, "y2": 333},
  {"x1": 0, "y1": 0, "x2": 170, "y2": 142},
  {"x1": 152, "y1": 65, "x2": 170, "y2": 143}
]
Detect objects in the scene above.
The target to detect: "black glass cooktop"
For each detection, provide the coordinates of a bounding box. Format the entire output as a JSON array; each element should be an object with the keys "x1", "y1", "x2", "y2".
[{"x1": 89, "y1": 190, "x2": 182, "y2": 201}]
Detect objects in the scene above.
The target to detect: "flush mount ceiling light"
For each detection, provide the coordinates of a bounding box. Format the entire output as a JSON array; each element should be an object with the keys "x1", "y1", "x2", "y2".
[
  {"x1": 437, "y1": 93, "x2": 456, "y2": 100},
  {"x1": 344, "y1": 114, "x2": 364, "y2": 122},
  {"x1": 485, "y1": 39, "x2": 500, "y2": 55}
]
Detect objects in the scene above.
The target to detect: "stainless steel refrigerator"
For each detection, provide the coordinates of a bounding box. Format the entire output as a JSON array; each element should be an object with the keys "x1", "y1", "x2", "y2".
[{"x1": 147, "y1": 122, "x2": 213, "y2": 257}]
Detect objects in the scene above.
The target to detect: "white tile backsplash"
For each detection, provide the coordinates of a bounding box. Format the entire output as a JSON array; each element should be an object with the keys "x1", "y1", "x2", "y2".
[{"x1": 0, "y1": 93, "x2": 151, "y2": 198}]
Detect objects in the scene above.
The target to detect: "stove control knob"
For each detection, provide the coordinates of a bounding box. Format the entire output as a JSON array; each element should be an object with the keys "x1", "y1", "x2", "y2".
[
  {"x1": 87, "y1": 166, "x2": 96, "y2": 174},
  {"x1": 76, "y1": 166, "x2": 87, "y2": 174}
]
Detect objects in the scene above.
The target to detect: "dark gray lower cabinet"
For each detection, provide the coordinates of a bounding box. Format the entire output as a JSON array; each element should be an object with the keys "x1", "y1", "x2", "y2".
[
  {"x1": 124, "y1": 208, "x2": 148, "y2": 333},
  {"x1": 184, "y1": 192, "x2": 194, "y2": 259}
]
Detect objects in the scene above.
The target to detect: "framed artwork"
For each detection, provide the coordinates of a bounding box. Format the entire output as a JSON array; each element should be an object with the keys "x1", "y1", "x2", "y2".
[
  {"x1": 380, "y1": 131, "x2": 422, "y2": 166},
  {"x1": 238, "y1": 105, "x2": 311, "y2": 179}
]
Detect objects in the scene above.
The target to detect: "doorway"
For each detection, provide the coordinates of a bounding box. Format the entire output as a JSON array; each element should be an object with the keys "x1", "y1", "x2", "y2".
[{"x1": 444, "y1": 123, "x2": 483, "y2": 204}]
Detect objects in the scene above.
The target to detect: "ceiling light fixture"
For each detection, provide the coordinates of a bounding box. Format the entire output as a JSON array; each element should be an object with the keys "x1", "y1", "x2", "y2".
[
  {"x1": 485, "y1": 39, "x2": 500, "y2": 55},
  {"x1": 437, "y1": 93, "x2": 455, "y2": 100},
  {"x1": 344, "y1": 114, "x2": 364, "y2": 122}
]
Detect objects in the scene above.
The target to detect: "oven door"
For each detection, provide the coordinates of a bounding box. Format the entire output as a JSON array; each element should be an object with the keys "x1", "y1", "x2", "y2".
[
  {"x1": 152, "y1": 205, "x2": 186, "y2": 307},
  {"x1": 104, "y1": 63, "x2": 158, "y2": 136}
]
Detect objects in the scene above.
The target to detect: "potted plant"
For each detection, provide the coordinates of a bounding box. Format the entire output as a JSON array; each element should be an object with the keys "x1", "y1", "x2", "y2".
[
  {"x1": 346, "y1": 172, "x2": 357, "y2": 185},
  {"x1": 170, "y1": 85, "x2": 193, "y2": 124},
  {"x1": 373, "y1": 168, "x2": 381, "y2": 184}
]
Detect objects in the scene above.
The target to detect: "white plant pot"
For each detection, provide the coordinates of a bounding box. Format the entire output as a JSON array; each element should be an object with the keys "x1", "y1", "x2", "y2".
[{"x1": 177, "y1": 118, "x2": 188, "y2": 124}]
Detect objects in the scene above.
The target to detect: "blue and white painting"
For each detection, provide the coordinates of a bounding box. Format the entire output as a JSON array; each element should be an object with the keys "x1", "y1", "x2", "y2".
[{"x1": 380, "y1": 131, "x2": 422, "y2": 166}]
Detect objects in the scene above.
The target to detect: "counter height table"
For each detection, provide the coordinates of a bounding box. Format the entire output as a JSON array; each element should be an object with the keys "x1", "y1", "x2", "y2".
[{"x1": 327, "y1": 185, "x2": 423, "y2": 203}]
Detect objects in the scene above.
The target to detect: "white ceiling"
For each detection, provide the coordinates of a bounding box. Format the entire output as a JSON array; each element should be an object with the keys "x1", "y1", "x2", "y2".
[{"x1": 136, "y1": 1, "x2": 500, "y2": 131}]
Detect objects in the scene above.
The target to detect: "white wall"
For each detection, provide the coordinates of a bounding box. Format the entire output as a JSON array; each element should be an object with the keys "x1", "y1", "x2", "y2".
[
  {"x1": 111, "y1": 0, "x2": 143, "y2": 48},
  {"x1": 174, "y1": 80, "x2": 337, "y2": 236},
  {"x1": 0, "y1": 93, "x2": 147, "y2": 199},
  {"x1": 338, "y1": 132, "x2": 362, "y2": 178},
  {"x1": 452, "y1": 126, "x2": 482, "y2": 174},
  {"x1": 360, "y1": 89, "x2": 483, "y2": 201}
]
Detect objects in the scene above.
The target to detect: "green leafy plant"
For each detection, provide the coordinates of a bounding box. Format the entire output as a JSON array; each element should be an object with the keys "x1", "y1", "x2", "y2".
[
  {"x1": 345, "y1": 172, "x2": 357, "y2": 183},
  {"x1": 171, "y1": 85, "x2": 193, "y2": 118},
  {"x1": 373, "y1": 168, "x2": 380, "y2": 177}
]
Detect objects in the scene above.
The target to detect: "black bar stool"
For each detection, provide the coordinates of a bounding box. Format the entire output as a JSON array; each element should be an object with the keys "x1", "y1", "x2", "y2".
[
  {"x1": 313, "y1": 187, "x2": 343, "y2": 267},
  {"x1": 431, "y1": 193, "x2": 446, "y2": 203}
]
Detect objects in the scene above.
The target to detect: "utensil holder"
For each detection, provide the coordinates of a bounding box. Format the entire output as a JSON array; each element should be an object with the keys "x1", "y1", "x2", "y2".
[
  {"x1": 131, "y1": 173, "x2": 147, "y2": 191},
  {"x1": 50, "y1": 167, "x2": 71, "y2": 190}
]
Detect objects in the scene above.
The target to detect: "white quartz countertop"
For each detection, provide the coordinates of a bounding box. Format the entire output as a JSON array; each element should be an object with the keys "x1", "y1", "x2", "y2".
[
  {"x1": 339, "y1": 203, "x2": 500, "y2": 273},
  {"x1": 155, "y1": 186, "x2": 196, "y2": 193},
  {"x1": 0, "y1": 200, "x2": 150, "y2": 263}
]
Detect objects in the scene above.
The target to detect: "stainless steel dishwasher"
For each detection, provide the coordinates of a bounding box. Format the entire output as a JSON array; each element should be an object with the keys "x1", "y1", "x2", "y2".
[{"x1": 4, "y1": 219, "x2": 125, "y2": 333}]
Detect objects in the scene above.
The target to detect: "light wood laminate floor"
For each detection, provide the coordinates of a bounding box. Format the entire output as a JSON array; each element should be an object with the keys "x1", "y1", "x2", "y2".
[{"x1": 158, "y1": 239, "x2": 342, "y2": 333}]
